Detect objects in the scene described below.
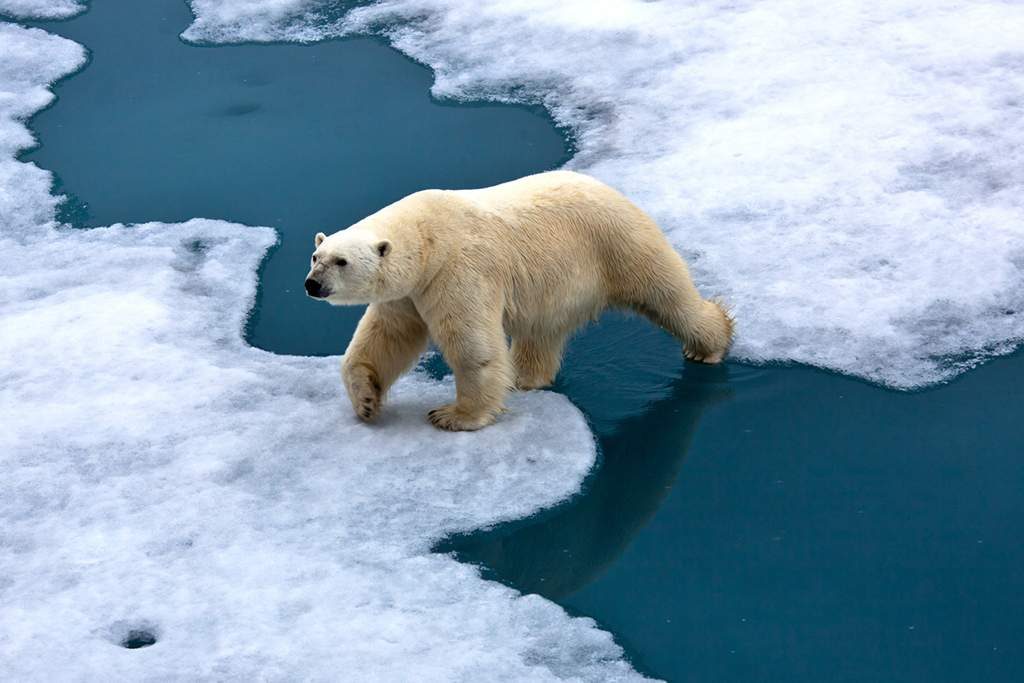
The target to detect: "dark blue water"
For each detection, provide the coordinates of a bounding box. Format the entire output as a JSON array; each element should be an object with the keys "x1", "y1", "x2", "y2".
[
  {"x1": 445, "y1": 349, "x2": 1024, "y2": 681},
  {"x1": 21, "y1": 2, "x2": 1024, "y2": 681}
]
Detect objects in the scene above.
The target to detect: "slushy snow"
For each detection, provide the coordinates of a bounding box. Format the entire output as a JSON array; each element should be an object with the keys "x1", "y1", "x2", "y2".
[
  {"x1": 0, "y1": 19, "x2": 642, "y2": 681},
  {"x1": 185, "y1": 0, "x2": 1024, "y2": 388}
]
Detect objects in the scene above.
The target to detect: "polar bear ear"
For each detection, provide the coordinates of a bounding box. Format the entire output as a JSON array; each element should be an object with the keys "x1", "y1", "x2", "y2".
[
  {"x1": 376, "y1": 240, "x2": 392, "y2": 257},
  {"x1": 314, "y1": 232, "x2": 326, "y2": 247}
]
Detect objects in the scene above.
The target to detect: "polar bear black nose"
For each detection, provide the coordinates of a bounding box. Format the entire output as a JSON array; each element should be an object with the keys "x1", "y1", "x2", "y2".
[{"x1": 305, "y1": 277, "x2": 325, "y2": 298}]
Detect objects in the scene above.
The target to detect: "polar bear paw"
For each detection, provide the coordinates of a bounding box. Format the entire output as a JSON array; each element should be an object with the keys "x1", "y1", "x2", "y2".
[
  {"x1": 515, "y1": 374, "x2": 555, "y2": 391},
  {"x1": 345, "y1": 368, "x2": 383, "y2": 422},
  {"x1": 684, "y1": 348, "x2": 725, "y2": 364},
  {"x1": 427, "y1": 404, "x2": 495, "y2": 432},
  {"x1": 683, "y1": 301, "x2": 733, "y2": 364},
  {"x1": 354, "y1": 387, "x2": 382, "y2": 422}
]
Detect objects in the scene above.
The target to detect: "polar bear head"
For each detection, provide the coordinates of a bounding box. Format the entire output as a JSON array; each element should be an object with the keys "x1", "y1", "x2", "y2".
[{"x1": 304, "y1": 227, "x2": 415, "y2": 305}]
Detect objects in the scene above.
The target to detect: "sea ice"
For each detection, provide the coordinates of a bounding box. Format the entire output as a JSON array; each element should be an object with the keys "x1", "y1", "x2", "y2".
[
  {"x1": 0, "y1": 19, "x2": 640, "y2": 681},
  {"x1": 0, "y1": 22, "x2": 85, "y2": 236},
  {"x1": 0, "y1": 0, "x2": 84, "y2": 19},
  {"x1": 185, "y1": 0, "x2": 1024, "y2": 388}
]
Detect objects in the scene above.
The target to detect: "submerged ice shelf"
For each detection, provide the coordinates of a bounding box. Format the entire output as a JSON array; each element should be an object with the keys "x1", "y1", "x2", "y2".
[
  {"x1": 186, "y1": 0, "x2": 1024, "y2": 388},
  {"x1": 0, "y1": 16, "x2": 641, "y2": 681}
]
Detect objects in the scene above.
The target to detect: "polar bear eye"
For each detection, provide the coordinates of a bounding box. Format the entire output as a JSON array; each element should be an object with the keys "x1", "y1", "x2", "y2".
[{"x1": 337, "y1": 258, "x2": 348, "y2": 267}]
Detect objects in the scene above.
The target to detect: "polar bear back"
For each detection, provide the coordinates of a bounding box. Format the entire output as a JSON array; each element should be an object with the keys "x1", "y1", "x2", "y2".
[{"x1": 442, "y1": 170, "x2": 685, "y2": 330}]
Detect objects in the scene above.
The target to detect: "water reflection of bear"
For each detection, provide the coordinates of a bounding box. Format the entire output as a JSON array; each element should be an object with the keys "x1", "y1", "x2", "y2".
[{"x1": 437, "y1": 311, "x2": 733, "y2": 599}]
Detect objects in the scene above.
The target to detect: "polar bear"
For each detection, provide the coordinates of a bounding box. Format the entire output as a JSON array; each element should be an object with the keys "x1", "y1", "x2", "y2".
[{"x1": 305, "y1": 170, "x2": 733, "y2": 431}]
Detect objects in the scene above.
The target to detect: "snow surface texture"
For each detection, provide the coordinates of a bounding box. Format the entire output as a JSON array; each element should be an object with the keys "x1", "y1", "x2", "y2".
[
  {"x1": 0, "y1": 20, "x2": 641, "y2": 681},
  {"x1": 0, "y1": 0, "x2": 83, "y2": 19},
  {"x1": 185, "y1": 0, "x2": 1024, "y2": 388}
]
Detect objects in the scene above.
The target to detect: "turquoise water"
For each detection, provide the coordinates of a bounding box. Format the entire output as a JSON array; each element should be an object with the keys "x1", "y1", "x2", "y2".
[{"x1": 23, "y1": 1, "x2": 1024, "y2": 681}]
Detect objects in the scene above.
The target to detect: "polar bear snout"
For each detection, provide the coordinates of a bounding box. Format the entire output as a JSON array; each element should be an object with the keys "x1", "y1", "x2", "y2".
[{"x1": 304, "y1": 277, "x2": 329, "y2": 299}]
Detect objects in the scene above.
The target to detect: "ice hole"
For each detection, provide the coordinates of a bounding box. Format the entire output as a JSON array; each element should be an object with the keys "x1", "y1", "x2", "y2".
[{"x1": 120, "y1": 629, "x2": 157, "y2": 649}]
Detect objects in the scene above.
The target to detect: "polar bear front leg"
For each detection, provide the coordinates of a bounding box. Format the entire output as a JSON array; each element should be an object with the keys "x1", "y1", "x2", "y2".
[
  {"x1": 342, "y1": 300, "x2": 428, "y2": 422},
  {"x1": 427, "y1": 307, "x2": 514, "y2": 431}
]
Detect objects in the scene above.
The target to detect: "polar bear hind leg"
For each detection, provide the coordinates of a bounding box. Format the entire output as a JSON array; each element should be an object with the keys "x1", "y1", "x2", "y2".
[
  {"x1": 613, "y1": 246, "x2": 734, "y2": 364},
  {"x1": 638, "y1": 284, "x2": 733, "y2": 364}
]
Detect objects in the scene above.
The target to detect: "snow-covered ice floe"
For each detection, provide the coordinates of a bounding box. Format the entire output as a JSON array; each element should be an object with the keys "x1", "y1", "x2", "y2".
[
  {"x1": 0, "y1": 18, "x2": 641, "y2": 681},
  {"x1": 0, "y1": 0, "x2": 83, "y2": 19},
  {"x1": 186, "y1": 0, "x2": 1024, "y2": 388}
]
